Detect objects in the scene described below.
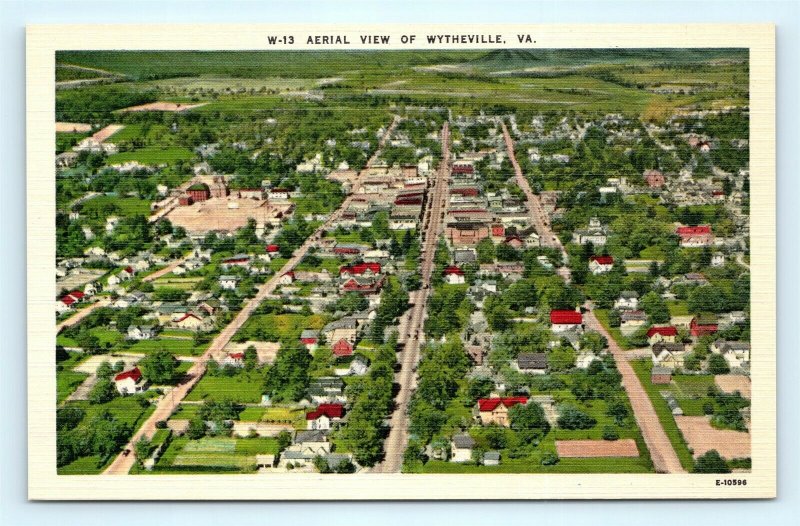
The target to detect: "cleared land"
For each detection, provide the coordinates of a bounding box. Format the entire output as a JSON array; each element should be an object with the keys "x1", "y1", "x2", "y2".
[
  {"x1": 119, "y1": 101, "x2": 208, "y2": 113},
  {"x1": 715, "y1": 375, "x2": 751, "y2": 398},
  {"x1": 163, "y1": 198, "x2": 293, "y2": 234},
  {"x1": 675, "y1": 416, "x2": 750, "y2": 459},
  {"x1": 556, "y1": 439, "x2": 640, "y2": 458},
  {"x1": 56, "y1": 122, "x2": 92, "y2": 133}
]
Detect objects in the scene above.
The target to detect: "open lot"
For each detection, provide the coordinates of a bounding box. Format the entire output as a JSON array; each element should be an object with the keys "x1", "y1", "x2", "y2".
[
  {"x1": 119, "y1": 101, "x2": 208, "y2": 113},
  {"x1": 715, "y1": 375, "x2": 751, "y2": 398},
  {"x1": 675, "y1": 416, "x2": 750, "y2": 460},
  {"x1": 556, "y1": 439, "x2": 639, "y2": 458},
  {"x1": 163, "y1": 197, "x2": 293, "y2": 234}
]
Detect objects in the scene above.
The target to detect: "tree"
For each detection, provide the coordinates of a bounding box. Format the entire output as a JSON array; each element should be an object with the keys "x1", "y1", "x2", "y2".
[
  {"x1": 467, "y1": 376, "x2": 494, "y2": 404},
  {"x1": 244, "y1": 345, "x2": 258, "y2": 371},
  {"x1": 579, "y1": 331, "x2": 608, "y2": 354},
  {"x1": 547, "y1": 346, "x2": 576, "y2": 372},
  {"x1": 509, "y1": 401, "x2": 551, "y2": 437},
  {"x1": 89, "y1": 378, "x2": 117, "y2": 404},
  {"x1": 95, "y1": 361, "x2": 114, "y2": 379},
  {"x1": 139, "y1": 349, "x2": 179, "y2": 384},
  {"x1": 707, "y1": 354, "x2": 731, "y2": 375},
  {"x1": 134, "y1": 437, "x2": 152, "y2": 465},
  {"x1": 640, "y1": 291, "x2": 671, "y2": 324},
  {"x1": 602, "y1": 425, "x2": 619, "y2": 441},
  {"x1": 276, "y1": 430, "x2": 292, "y2": 452},
  {"x1": 693, "y1": 450, "x2": 731, "y2": 473},
  {"x1": 557, "y1": 406, "x2": 597, "y2": 430},
  {"x1": 57, "y1": 406, "x2": 85, "y2": 431},
  {"x1": 186, "y1": 418, "x2": 207, "y2": 439}
]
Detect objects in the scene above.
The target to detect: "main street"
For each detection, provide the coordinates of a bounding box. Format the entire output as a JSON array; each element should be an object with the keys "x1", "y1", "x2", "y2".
[
  {"x1": 372, "y1": 122, "x2": 451, "y2": 473},
  {"x1": 502, "y1": 122, "x2": 685, "y2": 474},
  {"x1": 104, "y1": 116, "x2": 400, "y2": 475}
]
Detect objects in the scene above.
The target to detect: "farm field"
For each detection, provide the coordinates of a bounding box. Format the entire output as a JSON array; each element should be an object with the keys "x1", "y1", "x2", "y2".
[{"x1": 106, "y1": 146, "x2": 194, "y2": 165}]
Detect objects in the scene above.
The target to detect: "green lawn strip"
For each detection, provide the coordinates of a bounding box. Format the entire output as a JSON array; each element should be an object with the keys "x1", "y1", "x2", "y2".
[
  {"x1": 184, "y1": 371, "x2": 264, "y2": 404},
  {"x1": 126, "y1": 338, "x2": 208, "y2": 356},
  {"x1": 593, "y1": 309, "x2": 632, "y2": 350},
  {"x1": 237, "y1": 406, "x2": 268, "y2": 421},
  {"x1": 57, "y1": 369, "x2": 89, "y2": 404},
  {"x1": 629, "y1": 359, "x2": 696, "y2": 470},
  {"x1": 667, "y1": 300, "x2": 690, "y2": 317},
  {"x1": 170, "y1": 403, "x2": 202, "y2": 421},
  {"x1": 106, "y1": 146, "x2": 194, "y2": 165}
]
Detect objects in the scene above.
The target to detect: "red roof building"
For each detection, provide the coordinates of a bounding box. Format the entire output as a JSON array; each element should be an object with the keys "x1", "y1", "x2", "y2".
[
  {"x1": 266, "y1": 244, "x2": 280, "y2": 253},
  {"x1": 452, "y1": 164, "x2": 474, "y2": 175},
  {"x1": 676, "y1": 225, "x2": 714, "y2": 247},
  {"x1": 306, "y1": 403, "x2": 345, "y2": 421},
  {"x1": 647, "y1": 326, "x2": 678, "y2": 338},
  {"x1": 114, "y1": 367, "x2": 142, "y2": 383},
  {"x1": 589, "y1": 255, "x2": 614, "y2": 265},
  {"x1": 69, "y1": 290, "x2": 85, "y2": 300},
  {"x1": 332, "y1": 339, "x2": 354, "y2": 357},
  {"x1": 477, "y1": 397, "x2": 528, "y2": 412},
  {"x1": 339, "y1": 262, "x2": 381, "y2": 277},
  {"x1": 550, "y1": 310, "x2": 583, "y2": 325},
  {"x1": 491, "y1": 224, "x2": 505, "y2": 238},
  {"x1": 690, "y1": 317, "x2": 718, "y2": 337},
  {"x1": 61, "y1": 295, "x2": 76, "y2": 306},
  {"x1": 443, "y1": 265, "x2": 464, "y2": 276}
]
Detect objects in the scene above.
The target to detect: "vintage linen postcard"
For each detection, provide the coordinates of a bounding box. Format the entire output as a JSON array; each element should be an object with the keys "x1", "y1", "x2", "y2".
[{"x1": 27, "y1": 24, "x2": 775, "y2": 499}]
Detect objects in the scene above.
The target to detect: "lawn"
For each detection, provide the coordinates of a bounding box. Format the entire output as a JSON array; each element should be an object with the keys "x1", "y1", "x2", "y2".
[
  {"x1": 150, "y1": 436, "x2": 277, "y2": 473},
  {"x1": 127, "y1": 338, "x2": 208, "y2": 356},
  {"x1": 630, "y1": 359, "x2": 696, "y2": 471},
  {"x1": 106, "y1": 146, "x2": 194, "y2": 165},
  {"x1": 593, "y1": 309, "x2": 632, "y2": 350},
  {"x1": 185, "y1": 371, "x2": 264, "y2": 403},
  {"x1": 235, "y1": 313, "x2": 326, "y2": 343},
  {"x1": 57, "y1": 351, "x2": 90, "y2": 403},
  {"x1": 667, "y1": 300, "x2": 690, "y2": 317},
  {"x1": 79, "y1": 195, "x2": 152, "y2": 220},
  {"x1": 58, "y1": 395, "x2": 156, "y2": 475},
  {"x1": 237, "y1": 406, "x2": 268, "y2": 421},
  {"x1": 416, "y1": 455, "x2": 651, "y2": 474}
]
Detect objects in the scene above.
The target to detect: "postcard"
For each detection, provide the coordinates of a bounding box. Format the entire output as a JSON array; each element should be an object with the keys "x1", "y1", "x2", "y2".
[{"x1": 27, "y1": 23, "x2": 775, "y2": 499}]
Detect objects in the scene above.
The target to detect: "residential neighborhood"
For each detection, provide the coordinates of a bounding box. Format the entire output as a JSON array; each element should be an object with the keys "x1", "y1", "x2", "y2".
[{"x1": 55, "y1": 49, "x2": 751, "y2": 477}]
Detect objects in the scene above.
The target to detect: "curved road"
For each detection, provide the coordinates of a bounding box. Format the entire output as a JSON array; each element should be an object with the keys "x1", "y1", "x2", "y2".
[{"x1": 103, "y1": 116, "x2": 401, "y2": 475}]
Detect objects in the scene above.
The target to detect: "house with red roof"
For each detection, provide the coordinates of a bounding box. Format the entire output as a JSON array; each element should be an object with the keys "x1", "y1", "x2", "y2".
[
  {"x1": 341, "y1": 276, "x2": 383, "y2": 295},
  {"x1": 332, "y1": 339, "x2": 354, "y2": 357},
  {"x1": 550, "y1": 309, "x2": 583, "y2": 333},
  {"x1": 171, "y1": 312, "x2": 206, "y2": 331},
  {"x1": 113, "y1": 367, "x2": 148, "y2": 395},
  {"x1": 443, "y1": 265, "x2": 465, "y2": 285},
  {"x1": 490, "y1": 223, "x2": 506, "y2": 241},
  {"x1": 647, "y1": 326, "x2": 678, "y2": 345},
  {"x1": 676, "y1": 225, "x2": 714, "y2": 247},
  {"x1": 279, "y1": 271, "x2": 295, "y2": 285},
  {"x1": 588, "y1": 255, "x2": 614, "y2": 274},
  {"x1": 339, "y1": 262, "x2": 381, "y2": 279},
  {"x1": 222, "y1": 352, "x2": 245, "y2": 368},
  {"x1": 504, "y1": 235, "x2": 524, "y2": 249},
  {"x1": 306, "y1": 403, "x2": 345, "y2": 430},
  {"x1": 476, "y1": 397, "x2": 528, "y2": 427},
  {"x1": 690, "y1": 315, "x2": 719, "y2": 337},
  {"x1": 265, "y1": 244, "x2": 280, "y2": 254}
]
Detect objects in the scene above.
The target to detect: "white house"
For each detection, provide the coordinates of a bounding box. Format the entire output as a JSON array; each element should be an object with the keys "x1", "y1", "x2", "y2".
[
  {"x1": 450, "y1": 434, "x2": 475, "y2": 463},
  {"x1": 305, "y1": 404, "x2": 344, "y2": 431},
  {"x1": 219, "y1": 275, "x2": 240, "y2": 290},
  {"x1": 711, "y1": 253, "x2": 726, "y2": 267},
  {"x1": 588, "y1": 255, "x2": 614, "y2": 274},
  {"x1": 614, "y1": 291, "x2": 639, "y2": 311},
  {"x1": 113, "y1": 367, "x2": 148, "y2": 395},
  {"x1": 443, "y1": 266, "x2": 466, "y2": 285},
  {"x1": 127, "y1": 325, "x2": 156, "y2": 341},
  {"x1": 711, "y1": 340, "x2": 751, "y2": 369},
  {"x1": 550, "y1": 310, "x2": 583, "y2": 333}
]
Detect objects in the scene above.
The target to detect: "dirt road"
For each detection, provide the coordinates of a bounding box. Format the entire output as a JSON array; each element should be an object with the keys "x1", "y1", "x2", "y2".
[
  {"x1": 584, "y1": 309, "x2": 686, "y2": 473},
  {"x1": 103, "y1": 116, "x2": 400, "y2": 475},
  {"x1": 56, "y1": 298, "x2": 111, "y2": 334},
  {"x1": 503, "y1": 122, "x2": 684, "y2": 474},
  {"x1": 372, "y1": 122, "x2": 451, "y2": 474},
  {"x1": 501, "y1": 122, "x2": 571, "y2": 280}
]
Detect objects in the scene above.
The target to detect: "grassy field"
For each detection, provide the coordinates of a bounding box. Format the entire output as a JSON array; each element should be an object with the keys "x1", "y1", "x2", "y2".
[
  {"x1": 56, "y1": 351, "x2": 90, "y2": 403},
  {"x1": 106, "y1": 146, "x2": 194, "y2": 165},
  {"x1": 151, "y1": 436, "x2": 278, "y2": 473},
  {"x1": 185, "y1": 371, "x2": 264, "y2": 403},
  {"x1": 127, "y1": 338, "x2": 208, "y2": 356},
  {"x1": 79, "y1": 195, "x2": 151, "y2": 219},
  {"x1": 416, "y1": 456, "x2": 652, "y2": 474},
  {"x1": 630, "y1": 359, "x2": 696, "y2": 471},
  {"x1": 235, "y1": 313, "x2": 326, "y2": 343},
  {"x1": 58, "y1": 395, "x2": 156, "y2": 474},
  {"x1": 667, "y1": 300, "x2": 691, "y2": 317},
  {"x1": 151, "y1": 276, "x2": 204, "y2": 290}
]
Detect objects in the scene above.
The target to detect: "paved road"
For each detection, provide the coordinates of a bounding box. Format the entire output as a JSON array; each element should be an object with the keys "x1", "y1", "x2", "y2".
[
  {"x1": 103, "y1": 116, "x2": 400, "y2": 475},
  {"x1": 501, "y1": 122, "x2": 571, "y2": 280},
  {"x1": 584, "y1": 309, "x2": 686, "y2": 473},
  {"x1": 372, "y1": 122, "x2": 451, "y2": 474},
  {"x1": 503, "y1": 121, "x2": 684, "y2": 474}
]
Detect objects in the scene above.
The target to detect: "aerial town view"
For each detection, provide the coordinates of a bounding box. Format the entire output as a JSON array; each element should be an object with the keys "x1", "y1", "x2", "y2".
[{"x1": 53, "y1": 49, "x2": 752, "y2": 477}]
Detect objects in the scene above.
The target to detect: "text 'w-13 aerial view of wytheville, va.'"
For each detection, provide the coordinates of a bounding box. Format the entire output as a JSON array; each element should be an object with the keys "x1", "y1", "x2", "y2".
[{"x1": 53, "y1": 49, "x2": 751, "y2": 477}]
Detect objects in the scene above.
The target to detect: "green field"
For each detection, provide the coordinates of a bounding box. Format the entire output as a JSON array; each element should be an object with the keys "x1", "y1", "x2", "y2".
[
  {"x1": 79, "y1": 195, "x2": 151, "y2": 219},
  {"x1": 185, "y1": 371, "x2": 265, "y2": 403},
  {"x1": 56, "y1": 352, "x2": 90, "y2": 403},
  {"x1": 127, "y1": 338, "x2": 208, "y2": 356},
  {"x1": 106, "y1": 146, "x2": 194, "y2": 165}
]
